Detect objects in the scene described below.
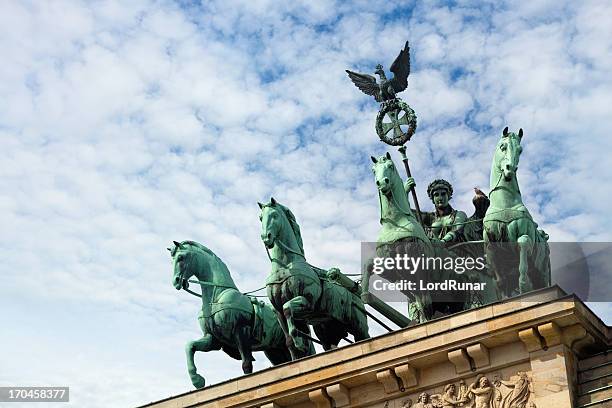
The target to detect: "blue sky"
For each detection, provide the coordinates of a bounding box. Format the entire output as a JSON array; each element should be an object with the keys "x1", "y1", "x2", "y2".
[{"x1": 1, "y1": 1, "x2": 611, "y2": 406}]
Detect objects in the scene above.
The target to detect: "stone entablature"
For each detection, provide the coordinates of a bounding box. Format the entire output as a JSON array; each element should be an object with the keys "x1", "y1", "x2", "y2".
[{"x1": 140, "y1": 287, "x2": 610, "y2": 408}]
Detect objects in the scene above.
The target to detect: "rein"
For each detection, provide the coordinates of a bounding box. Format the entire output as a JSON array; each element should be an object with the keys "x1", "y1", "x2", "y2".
[
  {"x1": 180, "y1": 277, "x2": 267, "y2": 299},
  {"x1": 378, "y1": 185, "x2": 417, "y2": 227},
  {"x1": 489, "y1": 157, "x2": 522, "y2": 197},
  {"x1": 187, "y1": 279, "x2": 235, "y2": 288},
  {"x1": 276, "y1": 239, "x2": 306, "y2": 259},
  {"x1": 179, "y1": 273, "x2": 233, "y2": 300},
  {"x1": 489, "y1": 165, "x2": 504, "y2": 194},
  {"x1": 264, "y1": 238, "x2": 325, "y2": 274},
  {"x1": 176, "y1": 252, "x2": 266, "y2": 299},
  {"x1": 262, "y1": 217, "x2": 329, "y2": 277},
  {"x1": 182, "y1": 286, "x2": 204, "y2": 298}
]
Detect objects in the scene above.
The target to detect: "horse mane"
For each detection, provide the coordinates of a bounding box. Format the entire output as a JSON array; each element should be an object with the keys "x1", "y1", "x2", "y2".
[
  {"x1": 276, "y1": 203, "x2": 305, "y2": 255},
  {"x1": 179, "y1": 240, "x2": 231, "y2": 273}
]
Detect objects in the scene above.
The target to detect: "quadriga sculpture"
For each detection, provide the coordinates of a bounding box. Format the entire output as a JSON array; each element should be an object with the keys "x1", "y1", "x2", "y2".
[
  {"x1": 367, "y1": 152, "x2": 471, "y2": 322},
  {"x1": 483, "y1": 127, "x2": 551, "y2": 298},
  {"x1": 361, "y1": 153, "x2": 494, "y2": 322},
  {"x1": 170, "y1": 240, "x2": 292, "y2": 389},
  {"x1": 258, "y1": 198, "x2": 370, "y2": 359}
]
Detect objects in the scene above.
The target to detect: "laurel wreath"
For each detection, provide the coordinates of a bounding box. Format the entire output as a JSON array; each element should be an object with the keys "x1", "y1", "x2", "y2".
[{"x1": 375, "y1": 99, "x2": 418, "y2": 146}]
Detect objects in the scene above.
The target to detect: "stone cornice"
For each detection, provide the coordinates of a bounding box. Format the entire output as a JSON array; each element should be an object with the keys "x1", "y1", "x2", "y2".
[{"x1": 139, "y1": 287, "x2": 609, "y2": 408}]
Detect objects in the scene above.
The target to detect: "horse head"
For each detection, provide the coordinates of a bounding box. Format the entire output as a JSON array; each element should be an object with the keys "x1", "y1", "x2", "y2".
[
  {"x1": 170, "y1": 240, "x2": 193, "y2": 290},
  {"x1": 170, "y1": 240, "x2": 235, "y2": 294},
  {"x1": 258, "y1": 198, "x2": 304, "y2": 257},
  {"x1": 496, "y1": 127, "x2": 524, "y2": 182},
  {"x1": 371, "y1": 152, "x2": 399, "y2": 196},
  {"x1": 258, "y1": 197, "x2": 282, "y2": 249},
  {"x1": 170, "y1": 241, "x2": 214, "y2": 290}
]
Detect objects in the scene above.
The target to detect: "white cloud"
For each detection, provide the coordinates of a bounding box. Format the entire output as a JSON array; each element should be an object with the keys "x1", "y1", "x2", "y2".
[{"x1": 1, "y1": 1, "x2": 611, "y2": 406}]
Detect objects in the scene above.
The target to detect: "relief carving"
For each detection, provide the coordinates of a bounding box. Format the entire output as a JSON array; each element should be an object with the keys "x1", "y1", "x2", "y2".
[
  {"x1": 400, "y1": 392, "x2": 433, "y2": 408},
  {"x1": 494, "y1": 372, "x2": 533, "y2": 408},
  {"x1": 399, "y1": 372, "x2": 535, "y2": 408}
]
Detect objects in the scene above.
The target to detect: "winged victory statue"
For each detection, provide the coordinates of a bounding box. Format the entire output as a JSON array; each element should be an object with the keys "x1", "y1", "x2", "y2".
[
  {"x1": 345, "y1": 41, "x2": 411, "y2": 103},
  {"x1": 346, "y1": 41, "x2": 417, "y2": 146}
]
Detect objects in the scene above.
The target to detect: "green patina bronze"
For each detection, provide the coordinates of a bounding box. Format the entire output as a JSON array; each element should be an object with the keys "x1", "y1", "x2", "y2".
[
  {"x1": 170, "y1": 240, "x2": 292, "y2": 389},
  {"x1": 347, "y1": 41, "x2": 550, "y2": 322},
  {"x1": 403, "y1": 177, "x2": 490, "y2": 260},
  {"x1": 403, "y1": 175, "x2": 499, "y2": 307},
  {"x1": 258, "y1": 198, "x2": 370, "y2": 359},
  {"x1": 166, "y1": 41, "x2": 557, "y2": 382},
  {"x1": 346, "y1": 41, "x2": 411, "y2": 103},
  {"x1": 404, "y1": 178, "x2": 469, "y2": 243},
  {"x1": 371, "y1": 152, "x2": 431, "y2": 245},
  {"x1": 483, "y1": 128, "x2": 551, "y2": 298},
  {"x1": 346, "y1": 41, "x2": 417, "y2": 146},
  {"x1": 365, "y1": 153, "x2": 471, "y2": 322}
]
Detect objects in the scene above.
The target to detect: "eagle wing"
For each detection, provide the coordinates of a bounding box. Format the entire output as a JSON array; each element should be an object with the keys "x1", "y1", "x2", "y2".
[
  {"x1": 345, "y1": 70, "x2": 382, "y2": 102},
  {"x1": 389, "y1": 41, "x2": 410, "y2": 93}
]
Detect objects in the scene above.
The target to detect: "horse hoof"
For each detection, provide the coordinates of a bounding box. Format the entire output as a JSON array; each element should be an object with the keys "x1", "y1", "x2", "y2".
[
  {"x1": 191, "y1": 374, "x2": 206, "y2": 389},
  {"x1": 242, "y1": 361, "x2": 253, "y2": 374}
]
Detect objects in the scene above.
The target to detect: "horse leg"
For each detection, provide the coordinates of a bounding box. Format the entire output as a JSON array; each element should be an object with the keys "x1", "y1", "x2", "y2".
[
  {"x1": 264, "y1": 346, "x2": 292, "y2": 365},
  {"x1": 517, "y1": 234, "x2": 533, "y2": 293},
  {"x1": 349, "y1": 322, "x2": 370, "y2": 343},
  {"x1": 283, "y1": 295, "x2": 314, "y2": 353},
  {"x1": 313, "y1": 327, "x2": 332, "y2": 350},
  {"x1": 185, "y1": 334, "x2": 221, "y2": 389},
  {"x1": 484, "y1": 232, "x2": 505, "y2": 299},
  {"x1": 234, "y1": 326, "x2": 255, "y2": 374},
  {"x1": 294, "y1": 320, "x2": 316, "y2": 357},
  {"x1": 341, "y1": 297, "x2": 370, "y2": 343},
  {"x1": 417, "y1": 293, "x2": 432, "y2": 322},
  {"x1": 508, "y1": 219, "x2": 534, "y2": 294},
  {"x1": 275, "y1": 310, "x2": 299, "y2": 360}
]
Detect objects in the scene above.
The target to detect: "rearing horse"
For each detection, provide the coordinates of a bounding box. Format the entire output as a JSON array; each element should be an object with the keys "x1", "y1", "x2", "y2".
[
  {"x1": 170, "y1": 240, "x2": 291, "y2": 389},
  {"x1": 367, "y1": 152, "x2": 454, "y2": 322},
  {"x1": 483, "y1": 127, "x2": 551, "y2": 298},
  {"x1": 259, "y1": 198, "x2": 369, "y2": 359}
]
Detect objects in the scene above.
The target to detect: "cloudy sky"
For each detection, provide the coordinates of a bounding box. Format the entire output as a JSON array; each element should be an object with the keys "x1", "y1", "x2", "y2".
[{"x1": 1, "y1": 0, "x2": 611, "y2": 406}]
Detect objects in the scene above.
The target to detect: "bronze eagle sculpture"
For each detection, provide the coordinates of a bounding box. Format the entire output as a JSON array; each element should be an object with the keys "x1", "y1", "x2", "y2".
[{"x1": 346, "y1": 41, "x2": 411, "y2": 103}]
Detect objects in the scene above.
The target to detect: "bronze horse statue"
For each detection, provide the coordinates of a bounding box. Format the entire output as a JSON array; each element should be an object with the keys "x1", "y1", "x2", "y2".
[
  {"x1": 483, "y1": 128, "x2": 551, "y2": 298},
  {"x1": 170, "y1": 240, "x2": 292, "y2": 388},
  {"x1": 259, "y1": 198, "x2": 370, "y2": 359},
  {"x1": 367, "y1": 152, "x2": 472, "y2": 322}
]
